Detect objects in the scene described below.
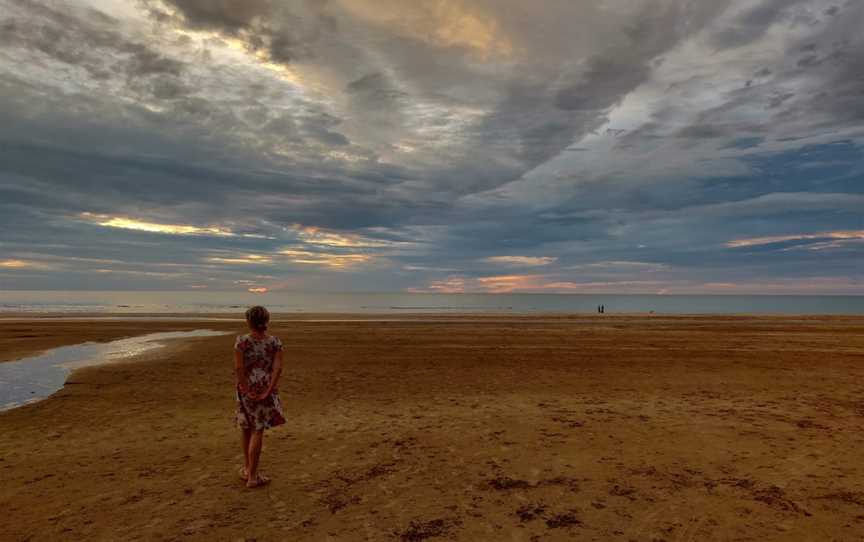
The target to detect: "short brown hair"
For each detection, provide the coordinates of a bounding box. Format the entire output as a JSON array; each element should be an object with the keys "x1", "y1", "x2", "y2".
[{"x1": 245, "y1": 305, "x2": 270, "y2": 332}]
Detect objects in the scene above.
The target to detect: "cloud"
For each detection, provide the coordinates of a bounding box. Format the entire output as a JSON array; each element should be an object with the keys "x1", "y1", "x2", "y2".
[
  {"x1": 406, "y1": 276, "x2": 468, "y2": 294},
  {"x1": 279, "y1": 249, "x2": 372, "y2": 269},
  {"x1": 484, "y1": 256, "x2": 557, "y2": 267},
  {"x1": 207, "y1": 254, "x2": 273, "y2": 265},
  {"x1": 0, "y1": 259, "x2": 51, "y2": 270},
  {"x1": 570, "y1": 261, "x2": 669, "y2": 272},
  {"x1": 726, "y1": 230, "x2": 864, "y2": 249},
  {"x1": 81, "y1": 213, "x2": 236, "y2": 237},
  {"x1": 0, "y1": 0, "x2": 862, "y2": 294},
  {"x1": 409, "y1": 274, "x2": 672, "y2": 294},
  {"x1": 155, "y1": 0, "x2": 272, "y2": 31},
  {"x1": 288, "y1": 224, "x2": 398, "y2": 248},
  {"x1": 707, "y1": 0, "x2": 805, "y2": 51}
]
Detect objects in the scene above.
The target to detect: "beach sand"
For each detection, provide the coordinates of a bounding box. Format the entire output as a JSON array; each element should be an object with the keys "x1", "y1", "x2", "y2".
[{"x1": 1, "y1": 314, "x2": 864, "y2": 541}]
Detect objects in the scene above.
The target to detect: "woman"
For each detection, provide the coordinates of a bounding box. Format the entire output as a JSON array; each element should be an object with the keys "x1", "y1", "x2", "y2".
[{"x1": 234, "y1": 305, "x2": 285, "y2": 488}]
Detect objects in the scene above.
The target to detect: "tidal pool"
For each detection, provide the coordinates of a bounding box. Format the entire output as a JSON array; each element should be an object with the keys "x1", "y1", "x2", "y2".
[{"x1": 0, "y1": 330, "x2": 228, "y2": 411}]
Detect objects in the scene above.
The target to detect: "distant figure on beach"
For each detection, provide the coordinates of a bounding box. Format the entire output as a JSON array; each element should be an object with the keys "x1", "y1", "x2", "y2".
[{"x1": 234, "y1": 305, "x2": 285, "y2": 488}]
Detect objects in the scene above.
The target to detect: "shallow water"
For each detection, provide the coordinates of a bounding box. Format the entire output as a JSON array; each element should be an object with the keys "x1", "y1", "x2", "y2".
[
  {"x1": 0, "y1": 330, "x2": 228, "y2": 412},
  {"x1": 1, "y1": 291, "x2": 863, "y2": 315}
]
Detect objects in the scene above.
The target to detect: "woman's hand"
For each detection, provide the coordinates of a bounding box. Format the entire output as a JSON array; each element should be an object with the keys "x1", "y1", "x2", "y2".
[
  {"x1": 250, "y1": 387, "x2": 274, "y2": 402},
  {"x1": 237, "y1": 379, "x2": 250, "y2": 394}
]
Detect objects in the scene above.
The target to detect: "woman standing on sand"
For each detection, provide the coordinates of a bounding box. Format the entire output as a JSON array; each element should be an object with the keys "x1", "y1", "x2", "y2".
[{"x1": 234, "y1": 305, "x2": 285, "y2": 488}]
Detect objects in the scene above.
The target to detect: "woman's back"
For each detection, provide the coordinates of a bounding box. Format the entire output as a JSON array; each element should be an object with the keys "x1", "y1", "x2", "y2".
[{"x1": 235, "y1": 333, "x2": 282, "y2": 375}]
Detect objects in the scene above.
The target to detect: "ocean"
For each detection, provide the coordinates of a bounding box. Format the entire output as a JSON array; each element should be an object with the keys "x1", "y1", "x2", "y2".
[{"x1": 1, "y1": 291, "x2": 863, "y2": 315}]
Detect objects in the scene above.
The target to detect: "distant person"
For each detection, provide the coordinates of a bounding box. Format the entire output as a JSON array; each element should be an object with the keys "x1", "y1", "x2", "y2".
[
  {"x1": 601, "y1": 304, "x2": 605, "y2": 314},
  {"x1": 234, "y1": 305, "x2": 285, "y2": 488}
]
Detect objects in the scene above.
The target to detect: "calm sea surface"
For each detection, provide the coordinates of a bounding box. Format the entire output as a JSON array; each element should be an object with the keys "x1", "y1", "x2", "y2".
[{"x1": 1, "y1": 291, "x2": 863, "y2": 315}]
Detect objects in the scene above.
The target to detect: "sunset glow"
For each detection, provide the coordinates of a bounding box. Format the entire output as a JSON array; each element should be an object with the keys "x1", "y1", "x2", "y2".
[
  {"x1": 280, "y1": 249, "x2": 372, "y2": 269},
  {"x1": 82, "y1": 213, "x2": 235, "y2": 237},
  {"x1": 484, "y1": 256, "x2": 558, "y2": 267},
  {"x1": 289, "y1": 225, "x2": 395, "y2": 249},
  {"x1": 207, "y1": 255, "x2": 274, "y2": 265},
  {"x1": 0, "y1": 259, "x2": 35, "y2": 269}
]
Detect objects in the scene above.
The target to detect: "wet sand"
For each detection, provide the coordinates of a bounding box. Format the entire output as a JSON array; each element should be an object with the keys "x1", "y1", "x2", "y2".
[
  {"x1": 1, "y1": 315, "x2": 864, "y2": 541},
  {"x1": 0, "y1": 319, "x2": 239, "y2": 364}
]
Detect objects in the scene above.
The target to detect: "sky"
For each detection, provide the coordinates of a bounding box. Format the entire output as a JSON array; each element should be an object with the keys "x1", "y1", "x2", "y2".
[{"x1": 0, "y1": 0, "x2": 862, "y2": 294}]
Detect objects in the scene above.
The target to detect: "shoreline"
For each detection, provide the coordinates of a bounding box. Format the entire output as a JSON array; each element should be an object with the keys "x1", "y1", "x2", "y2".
[
  {"x1": 4, "y1": 313, "x2": 864, "y2": 364},
  {"x1": 0, "y1": 318, "x2": 241, "y2": 363},
  {"x1": 4, "y1": 310, "x2": 864, "y2": 318}
]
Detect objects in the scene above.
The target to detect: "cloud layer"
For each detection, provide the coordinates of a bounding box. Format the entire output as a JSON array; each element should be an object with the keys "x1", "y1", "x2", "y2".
[{"x1": 1, "y1": 0, "x2": 862, "y2": 293}]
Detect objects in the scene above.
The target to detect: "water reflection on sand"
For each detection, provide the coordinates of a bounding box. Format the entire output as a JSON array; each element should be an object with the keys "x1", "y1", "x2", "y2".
[{"x1": 0, "y1": 330, "x2": 228, "y2": 411}]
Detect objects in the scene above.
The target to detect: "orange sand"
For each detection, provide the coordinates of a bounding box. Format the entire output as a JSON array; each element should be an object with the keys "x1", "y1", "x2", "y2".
[{"x1": 1, "y1": 315, "x2": 864, "y2": 541}]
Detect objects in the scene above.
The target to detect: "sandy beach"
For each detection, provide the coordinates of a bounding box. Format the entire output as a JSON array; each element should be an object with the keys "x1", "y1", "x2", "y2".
[{"x1": 2, "y1": 314, "x2": 864, "y2": 541}]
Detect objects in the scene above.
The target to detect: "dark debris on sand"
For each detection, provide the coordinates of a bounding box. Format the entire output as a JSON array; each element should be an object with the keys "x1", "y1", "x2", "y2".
[
  {"x1": 488, "y1": 475, "x2": 581, "y2": 492},
  {"x1": 515, "y1": 503, "x2": 547, "y2": 522},
  {"x1": 544, "y1": 512, "x2": 583, "y2": 529},
  {"x1": 609, "y1": 484, "x2": 637, "y2": 499},
  {"x1": 396, "y1": 517, "x2": 461, "y2": 541},
  {"x1": 719, "y1": 478, "x2": 811, "y2": 516},
  {"x1": 315, "y1": 461, "x2": 398, "y2": 514},
  {"x1": 752, "y1": 486, "x2": 812, "y2": 516},
  {"x1": 488, "y1": 476, "x2": 532, "y2": 490},
  {"x1": 515, "y1": 503, "x2": 583, "y2": 530}
]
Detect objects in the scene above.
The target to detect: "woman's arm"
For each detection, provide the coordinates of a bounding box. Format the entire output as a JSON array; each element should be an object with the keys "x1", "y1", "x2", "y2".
[
  {"x1": 260, "y1": 349, "x2": 283, "y2": 400},
  {"x1": 234, "y1": 349, "x2": 249, "y2": 394}
]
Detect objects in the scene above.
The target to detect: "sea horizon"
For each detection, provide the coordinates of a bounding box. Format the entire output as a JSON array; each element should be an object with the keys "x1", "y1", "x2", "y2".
[{"x1": 2, "y1": 290, "x2": 863, "y2": 316}]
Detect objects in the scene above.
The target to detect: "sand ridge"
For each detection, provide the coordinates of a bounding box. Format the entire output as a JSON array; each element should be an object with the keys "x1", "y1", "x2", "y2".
[{"x1": 1, "y1": 315, "x2": 864, "y2": 541}]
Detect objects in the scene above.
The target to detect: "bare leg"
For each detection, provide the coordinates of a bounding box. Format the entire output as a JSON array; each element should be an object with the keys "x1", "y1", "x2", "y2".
[
  {"x1": 246, "y1": 429, "x2": 268, "y2": 487},
  {"x1": 240, "y1": 428, "x2": 252, "y2": 479}
]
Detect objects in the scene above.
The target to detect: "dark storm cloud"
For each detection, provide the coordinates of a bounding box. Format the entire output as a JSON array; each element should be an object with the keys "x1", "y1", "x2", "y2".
[
  {"x1": 1, "y1": 0, "x2": 186, "y2": 82},
  {"x1": 554, "y1": 1, "x2": 692, "y2": 113},
  {"x1": 1, "y1": 0, "x2": 862, "y2": 293},
  {"x1": 676, "y1": 125, "x2": 730, "y2": 140},
  {"x1": 708, "y1": 0, "x2": 806, "y2": 50},
  {"x1": 157, "y1": 0, "x2": 272, "y2": 31},
  {"x1": 140, "y1": 0, "x2": 733, "y2": 195},
  {"x1": 150, "y1": 0, "x2": 333, "y2": 63}
]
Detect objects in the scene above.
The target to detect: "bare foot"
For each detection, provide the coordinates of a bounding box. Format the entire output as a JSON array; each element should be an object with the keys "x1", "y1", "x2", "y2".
[{"x1": 246, "y1": 474, "x2": 271, "y2": 488}]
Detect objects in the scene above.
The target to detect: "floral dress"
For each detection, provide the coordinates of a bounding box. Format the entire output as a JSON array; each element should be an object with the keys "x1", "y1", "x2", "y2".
[{"x1": 234, "y1": 334, "x2": 286, "y2": 430}]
